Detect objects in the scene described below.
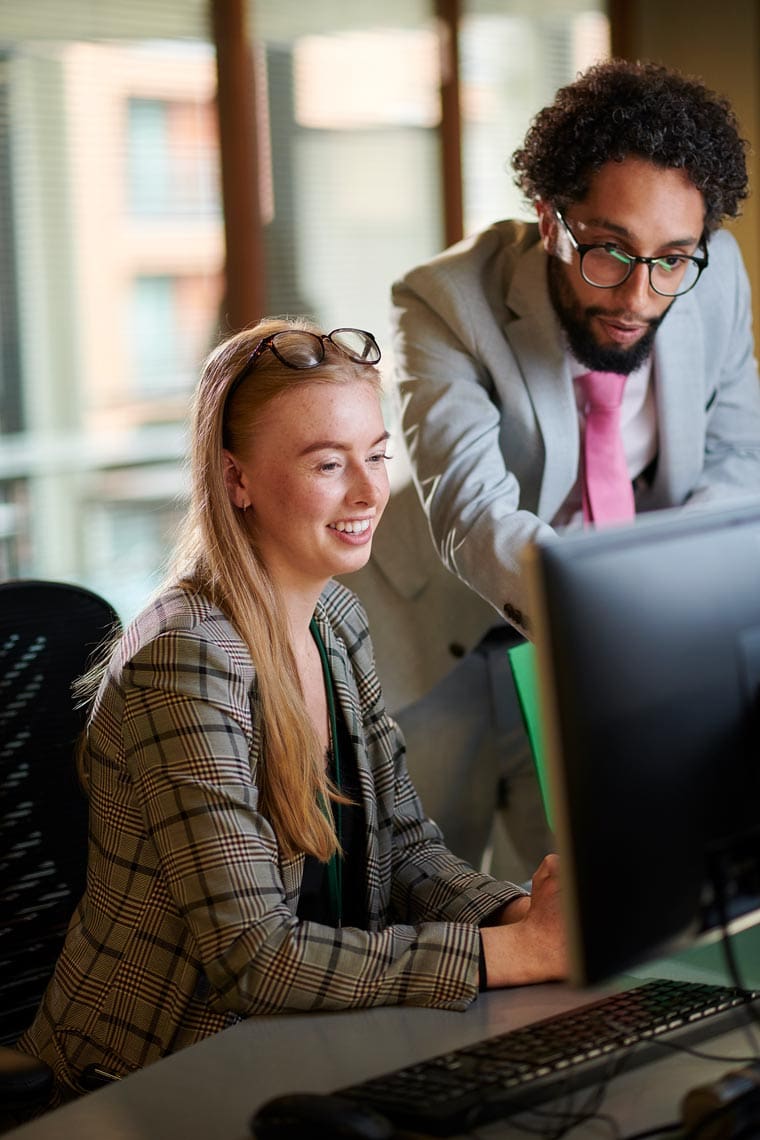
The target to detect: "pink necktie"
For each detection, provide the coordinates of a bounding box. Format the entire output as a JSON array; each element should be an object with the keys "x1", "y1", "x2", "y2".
[{"x1": 577, "y1": 370, "x2": 636, "y2": 526}]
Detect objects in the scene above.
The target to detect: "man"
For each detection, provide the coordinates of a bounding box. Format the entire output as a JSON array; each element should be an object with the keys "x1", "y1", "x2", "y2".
[
  {"x1": 354, "y1": 59, "x2": 760, "y2": 876},
  {"x1": 393, "y1": 58, "x2": 760, "y2": 635}
]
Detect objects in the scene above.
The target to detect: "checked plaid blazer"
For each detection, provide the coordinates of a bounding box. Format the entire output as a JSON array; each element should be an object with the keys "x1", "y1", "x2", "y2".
[{"x1": 19, "y1": 579, "x2": 524, "y2": 1094}]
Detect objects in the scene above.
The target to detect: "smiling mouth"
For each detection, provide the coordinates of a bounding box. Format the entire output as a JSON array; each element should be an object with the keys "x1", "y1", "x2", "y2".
[{"x1": 329, "y1": 519, "x2": 371, "y2": 534}]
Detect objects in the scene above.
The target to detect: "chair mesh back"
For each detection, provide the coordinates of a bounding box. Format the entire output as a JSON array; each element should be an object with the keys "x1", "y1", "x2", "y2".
[{"x1": 0, "y1": 581, "x2": 120, "y2": 1045}]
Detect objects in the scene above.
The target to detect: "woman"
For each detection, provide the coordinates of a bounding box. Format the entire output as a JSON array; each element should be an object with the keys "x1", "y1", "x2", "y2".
[{"x1": 19, "y1": 317, "x2": 565, "y2": 1096}]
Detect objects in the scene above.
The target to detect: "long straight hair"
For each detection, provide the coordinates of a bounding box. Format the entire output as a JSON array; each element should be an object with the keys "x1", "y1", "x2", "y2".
[{"x1": 170, "y1": 316, "x2": 383, "y2": 861}]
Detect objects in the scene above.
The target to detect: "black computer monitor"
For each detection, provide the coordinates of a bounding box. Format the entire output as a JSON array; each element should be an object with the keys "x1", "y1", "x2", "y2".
[{"x1": 525, "y1": 500, "x2": 760, "y2": 987}]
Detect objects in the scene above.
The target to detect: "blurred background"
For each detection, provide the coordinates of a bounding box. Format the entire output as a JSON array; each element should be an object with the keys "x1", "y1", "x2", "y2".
[{"x1": 0, "y1": 1, "x2": 756, "y2": 623}]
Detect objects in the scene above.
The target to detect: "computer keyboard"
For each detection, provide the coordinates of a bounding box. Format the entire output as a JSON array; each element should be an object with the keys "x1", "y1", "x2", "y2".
[{"x1": 336, "y1": 978, "x2": 760, "y2": 1136}]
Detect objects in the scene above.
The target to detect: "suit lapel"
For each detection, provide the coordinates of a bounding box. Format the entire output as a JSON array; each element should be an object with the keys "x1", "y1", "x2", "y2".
[{"x1": 504, "y1": 243, "x2": 580, "y2": 520}]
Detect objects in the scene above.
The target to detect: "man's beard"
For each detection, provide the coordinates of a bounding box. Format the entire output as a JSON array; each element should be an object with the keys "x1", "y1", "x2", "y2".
[{"x1": 547, "y1": 260, "x2": 673, "y2": 375}]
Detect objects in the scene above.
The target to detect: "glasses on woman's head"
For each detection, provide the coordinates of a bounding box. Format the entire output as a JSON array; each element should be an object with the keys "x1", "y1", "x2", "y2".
[
  {"x1": 554, "y1": 209, "x2": 709, "y2": 298},
  {"x1": 225, "y1": 327, "x2": 381, "y2": 410}
]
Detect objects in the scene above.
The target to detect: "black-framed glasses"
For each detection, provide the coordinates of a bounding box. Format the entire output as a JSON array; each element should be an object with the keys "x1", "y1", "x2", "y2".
[
  {"x1": 554, "y1": 209, "x2": 709, "y2": 298},
  {"x1": 225, "y1": 327, "x2": 381, "y2": 410}
]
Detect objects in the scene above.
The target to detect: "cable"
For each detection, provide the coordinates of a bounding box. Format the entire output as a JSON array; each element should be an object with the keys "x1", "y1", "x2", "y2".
[{"x1": 650, "y1": 1035, "x2": 759, "y2": 1066}]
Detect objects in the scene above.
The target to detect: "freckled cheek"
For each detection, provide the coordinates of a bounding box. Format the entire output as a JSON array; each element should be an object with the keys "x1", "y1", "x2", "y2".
[
  {"x1": 280, "y1": 475, "x2": 323, "y2": 508},
  {"x1": 305, "y1": 487, "x2": 340, "y2": 521}
]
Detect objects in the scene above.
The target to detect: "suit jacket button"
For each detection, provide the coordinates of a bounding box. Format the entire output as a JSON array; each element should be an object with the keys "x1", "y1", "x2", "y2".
[
  {"x1": 503, "y1": 603, "x2": 524, "y2": 626},
  {"x1": 448, "y1": 642, "x2": 466, "y2": 658}
]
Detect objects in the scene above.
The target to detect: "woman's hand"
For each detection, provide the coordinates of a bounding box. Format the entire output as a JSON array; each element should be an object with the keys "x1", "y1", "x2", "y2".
[{"x1": 480, "y1": 854, "x2": 567, "y2": 986}]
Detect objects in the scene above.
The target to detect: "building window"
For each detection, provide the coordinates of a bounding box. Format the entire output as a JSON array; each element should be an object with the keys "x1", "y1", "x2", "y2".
[
  {"x1": 127, "y1": 94, "x2": 220, "y2": 218},
  {"x1": 129, "y1": 273, "x2": 221, "y2": 399}
]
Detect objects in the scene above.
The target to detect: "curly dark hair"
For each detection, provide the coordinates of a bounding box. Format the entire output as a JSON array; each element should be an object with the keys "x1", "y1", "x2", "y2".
[{"x1": 512, "y1": 59, "x2": 749, "y2": 232}]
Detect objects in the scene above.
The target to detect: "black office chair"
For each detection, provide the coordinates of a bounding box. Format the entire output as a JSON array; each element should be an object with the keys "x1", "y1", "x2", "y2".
[{"x1": 0, "y1": 580, "x2": 121, "y2": 1126}]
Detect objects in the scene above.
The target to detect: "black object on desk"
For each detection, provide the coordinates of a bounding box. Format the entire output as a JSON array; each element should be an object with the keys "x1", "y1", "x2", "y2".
[
  {"x1": 250, "y1": 1091, "x2": 394, "y2": 1140},
  {"x1": 682, "y1": 1060, "x2": 760, "y2": 1138},
  {"x1": 333, "y1": 978, "x2": 760, "y2": 1137}
]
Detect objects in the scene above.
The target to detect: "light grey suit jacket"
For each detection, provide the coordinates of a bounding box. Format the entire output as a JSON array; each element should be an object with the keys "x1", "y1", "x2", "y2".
[
  {"x1": 345, "y1": 479, "x2": 498, "y2": 710},
  {"x1": 392, "y1": 220, "x2": 760, "y2": 636}
]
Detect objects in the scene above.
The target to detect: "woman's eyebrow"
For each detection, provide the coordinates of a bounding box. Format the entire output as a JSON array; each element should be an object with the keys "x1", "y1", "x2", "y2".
[{"x1": 298, "y1": 430, "x2": 391, "y2": 457}]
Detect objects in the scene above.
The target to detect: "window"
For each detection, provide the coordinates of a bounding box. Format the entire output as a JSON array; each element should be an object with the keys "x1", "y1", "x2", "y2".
[
  {"x1": 0, "y1": 0, "x2": 608, "y2": 623},
  {"x1": 460, "y1": 3, "x2": 610, "y2": 233},
  {"x1": 248, "y1": 2, "x2": 444, "y2": 354},
  {"x1": 128, "y1": 94, "x2": 220, "y2": 217},
  {"x1": 0, "y1": 7, "x2": 222, "y2": 619},
  {"x1": 129, "y1": 274, "x2": 221, "y2": 401}
]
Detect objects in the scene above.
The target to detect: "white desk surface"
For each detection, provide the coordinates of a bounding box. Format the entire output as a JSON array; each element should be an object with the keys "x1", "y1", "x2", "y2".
[{"x1": 6, "y1": 930, "x2": 760, "y2": 1140}]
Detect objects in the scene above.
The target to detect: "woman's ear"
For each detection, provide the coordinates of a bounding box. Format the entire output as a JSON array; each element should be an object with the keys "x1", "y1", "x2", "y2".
[{"x1": 222, "y1": 449, "x2": 250, "y2": 511}]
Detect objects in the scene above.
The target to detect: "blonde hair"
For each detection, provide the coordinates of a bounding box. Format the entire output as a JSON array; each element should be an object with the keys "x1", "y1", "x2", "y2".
[{"x1": 171, "y1": 316, "x2": 382, "y2": 861}]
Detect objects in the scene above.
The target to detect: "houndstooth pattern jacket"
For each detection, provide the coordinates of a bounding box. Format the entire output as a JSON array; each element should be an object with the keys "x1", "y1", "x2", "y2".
[{"x1": 19, "y1": 579, "x2": 524, "y2": 1095}]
